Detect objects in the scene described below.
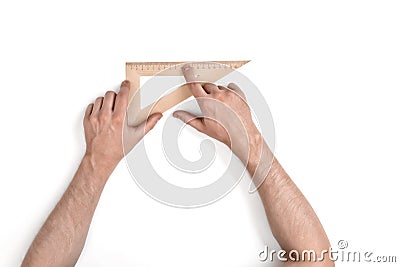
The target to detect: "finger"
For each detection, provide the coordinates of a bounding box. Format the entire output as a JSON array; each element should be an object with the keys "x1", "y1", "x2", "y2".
[
  {"x1": 182, "y1": 65, "x2": 207, "y2": 97},
  {"x1": 227, "y1": 83, "x2": 242, "y2": 92},
  {"x1": 84, "y1": 103, "x2": 94, "y2": 120},
  {"x1": 114, "y1": 80, "x2": 130, "y2": 115},
  {"x1": 92, "y1": 97, "x2": 103, "y2": 114},
  {"x1": 102, "y1": 91, "x2": 117, "y2": 111},
  {"x1": 227, "y1": 83, "x2": 246, "y2": 99},
  {"x1": 173, "y1": 110, "x2": 204, "y2": 132},
  {"x1": 137, "y1": 113, "x2": 163, "y2": 135},
  {"x1": 203, "y1": 83, "x2": 219, "y2": 94}
]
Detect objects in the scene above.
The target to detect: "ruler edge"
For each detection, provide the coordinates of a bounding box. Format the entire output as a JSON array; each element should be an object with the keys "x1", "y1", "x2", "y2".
[
  {"x1": 126, "y1": 60, "x2": 251, "y2": 65},
  {"x1": 126, "y1": 60, "x2": 251, "y2": 75}
]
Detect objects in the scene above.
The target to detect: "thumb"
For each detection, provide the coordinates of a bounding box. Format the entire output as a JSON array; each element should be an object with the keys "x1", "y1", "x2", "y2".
[
  {"x1": 137, "y1": 113, "x2": 163, "y2": 135},
  {"x1": 227, "y1": 83, "x2": 246, "y2": 100},
  {"x1": 173, "y1": 110, "x2": 204, "y2": 132}
]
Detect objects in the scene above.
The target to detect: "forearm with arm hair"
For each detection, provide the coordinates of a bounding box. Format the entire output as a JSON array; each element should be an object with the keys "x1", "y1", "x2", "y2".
[
  {"x1": 22, "y1": 155, "x2": 112, "y2": 267},
  {"x1": 172, "y1": 70, "x2": 334, "y2": 265},
  {"x1": 22, "y1": 80, "x2": 160, "y2": 267},
  {"x1": 248, "y1": 140, "x2": 334, "y2": 266}
]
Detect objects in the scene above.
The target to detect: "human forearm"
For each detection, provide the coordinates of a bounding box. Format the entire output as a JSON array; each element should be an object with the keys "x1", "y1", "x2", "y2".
[
  {"x1": 22, "y1": 155, "x2": 112, "y2": 267},
  {"x1": 22, "y1": 81, "x2": 160, "y2": 266},
  {"x1": 248, "y1": 140, "x2": 333, "y2": 265},
  {"x1": 258, "y1": 157, "x2": 330, "y2": 251},
  {"x1": 174, "y1": 72, "x2": 333, "y2": 265}
]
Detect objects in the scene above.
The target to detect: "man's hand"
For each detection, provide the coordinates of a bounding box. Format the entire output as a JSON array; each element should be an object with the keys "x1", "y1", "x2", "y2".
[
  {"x1": 22, "y1": 80, "x2": 162, "y2": 267},
  {"x1": 84, "y1": 80, "x2": 162, "y2": 173},
  {"x1": 173, "y1": 65, "x2": 333, "y2": 266},
  {"x1": 173, "y1": 66, "x2": 263, "y2": 168}
]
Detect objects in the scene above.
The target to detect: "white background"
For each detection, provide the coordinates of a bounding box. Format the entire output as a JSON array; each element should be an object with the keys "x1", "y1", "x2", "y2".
[{"x1": 1, "y1": 0, "x2": 399, "y2": 266}]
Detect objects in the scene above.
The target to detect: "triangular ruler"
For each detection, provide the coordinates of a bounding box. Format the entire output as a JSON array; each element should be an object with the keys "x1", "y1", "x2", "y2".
[{"x1": 126, "y1": 60, "x2": 250, "y2": 126}]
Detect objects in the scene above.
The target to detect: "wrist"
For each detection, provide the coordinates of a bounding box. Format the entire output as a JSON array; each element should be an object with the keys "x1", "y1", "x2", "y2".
[
  {"x1": 81, "y1": 153, "x2": 117, "y2": 183},
  {"x1": 246, "y1": 133, "x2": 266, "y2": 175},
  {"x1": 242, "y1": 129, "x2": 275, "y2": 182}
]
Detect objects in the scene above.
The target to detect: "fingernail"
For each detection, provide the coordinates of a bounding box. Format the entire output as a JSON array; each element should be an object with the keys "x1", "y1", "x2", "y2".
[
  {"x1": 121, "y1": 80, "x2": 130, "y2": 87},
  {"x1": 182, "y1": 65, "x2": 192, "y2": 72}
]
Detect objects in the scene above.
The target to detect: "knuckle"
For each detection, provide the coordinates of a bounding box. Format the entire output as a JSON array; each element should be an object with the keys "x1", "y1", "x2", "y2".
[
  {"x1": 119, "y1": 86, "x2": 129, "y2": 94},
  {"x1": 212, "y1": 91, "x2": 224, "y2": 100},
  {"x1": 95, "y1": 97, "x2": 103, "y2": 105},
  {"x1": 113, "y1": 113, "x2": 124, "y2": 123},
  {"x1": 98, "y1": 111, "x2": 110, "y2": 122},
  {"x1": 225, "y1": 90, "x2": 235, "y2": 98},
  {"x1": 116, "y1": 91, "x2": 128, "y2": 102},
  {"x1": 89, "y1": 115, "x2": 98, "y2": 124}
]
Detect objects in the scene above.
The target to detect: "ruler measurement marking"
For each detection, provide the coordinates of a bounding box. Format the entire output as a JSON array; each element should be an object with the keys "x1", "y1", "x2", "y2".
[{"x1": 126, "y1": 61, "x2": 248, "y2": 73}]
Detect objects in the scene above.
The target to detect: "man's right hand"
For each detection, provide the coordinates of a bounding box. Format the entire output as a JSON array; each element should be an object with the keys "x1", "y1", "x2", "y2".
[
  {"x1": 174, "y1": 65, "x2": 334, "y2": 266},
  {"x1": 173, "y1": 65, "x2": 264, "y2": 170}
]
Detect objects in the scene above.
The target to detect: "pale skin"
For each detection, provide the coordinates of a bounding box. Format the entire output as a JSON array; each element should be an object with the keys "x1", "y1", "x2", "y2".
[{"x1": 22, "y1": 67, "x2": 333, "y2": 266}]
